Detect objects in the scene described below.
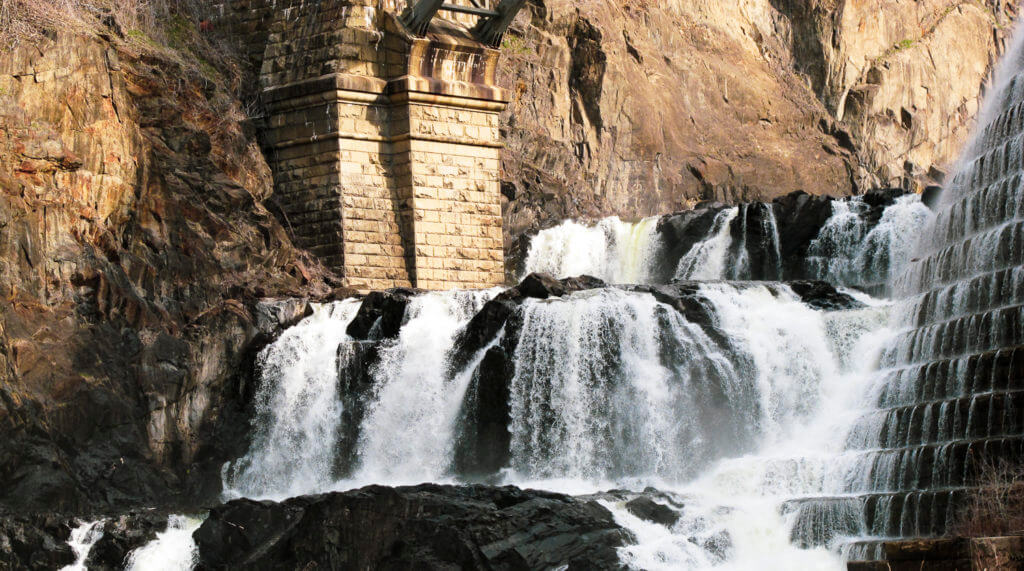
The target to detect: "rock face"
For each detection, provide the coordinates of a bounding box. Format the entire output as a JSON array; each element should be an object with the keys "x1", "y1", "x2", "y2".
[
  {"x1": 652, "y1": 188, "x2": 912, "y2": 287},
  {"x1": 0, "y1": 513, "x2": 76, "y2": 569},
  {"x1": 193, "y1": 484, "x2": 631, "y2": 570},
  {"x1": 0, "y1": 32, "x2": 335, "y2": 514},
  {"x1": 498, "y1": 0, "x2": 1017, "y2": 241}
]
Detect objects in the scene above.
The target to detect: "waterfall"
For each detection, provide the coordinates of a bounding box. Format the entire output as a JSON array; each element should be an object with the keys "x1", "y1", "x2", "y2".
[
  {"x1": 787, "y1": 18, "x2": 1024, "y2": 556},
  {"x1": 226, "y1": 281, "x2": 891, "y2": 568},
  {"x1": 674, "y1": 208, "x2": 740, "y2": 280},
  {"x1": 124, "y1": 516, "x2": 202, "y2": 571},
  {"x1": 522, "y1": 216, "x2": 661, "y2": 283},
  {"x1": 806, "y1": 195, "x2": 934, "y2": 294},
  {"x1": 222, "y1": 299, "x2": 362, "y2": 500},
  {"x1": 59, "y1": 520, "x2": 104, "y2": 571},
  {"x1": 348, "y1": 289, "x2": 498, "y2": 485}
]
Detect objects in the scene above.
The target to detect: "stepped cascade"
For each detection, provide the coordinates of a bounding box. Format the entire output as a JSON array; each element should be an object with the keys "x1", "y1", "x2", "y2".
[{"x1": 791, "y1": 23, "x2": 1024, "y2": 559}]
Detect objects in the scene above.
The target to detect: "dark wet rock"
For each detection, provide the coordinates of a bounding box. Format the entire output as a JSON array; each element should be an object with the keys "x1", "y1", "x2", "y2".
[
  {"x1": 728, "y1": 203, "x2": 784, "y2": 280},
  {"x1": 454, "y1": 344, "x2": 516, "y2": 477},
  {"x1": 85, "y1": 512, "x2": 169, "y2": 570},
  {"x1": 346, "y1": 288, "x2": 420, "y2": 340},
  {"x1": 656, "y1": 206, "x2": 727, "y2": 282},
  {"x1": 861, "y1": 187, "x2": 905, "y2": 211},
  {"x1": 696, "y1": 530, "x2": 733, "y2": 562},
  {"x1": 922, "y1": 185, "x2": 944, "y2": 211},
  {"x1": 513, "y1": 272, "x2": 606, "y2": 299},
  {"x1": 0, "y1": 513, "x2": 75, "y2": 570},
  {"x1": 787, "y1": 280, "x2": 865, "y2": 311},
  {"x1": 193, "y1": 484, "x2": 631, "y2": 570},
  {"x1": 770, "y1": 191, "x2": 836, "y2": 279},
  {"x1": 625, "y1": 496, "x2": 680, "y2": 527},
  {"x1": 648, "y1": 283, "x2": 721, "y2": 340}
]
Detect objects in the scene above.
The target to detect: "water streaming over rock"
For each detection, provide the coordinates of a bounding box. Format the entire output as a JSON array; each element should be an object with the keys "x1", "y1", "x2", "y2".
[
  {"x1": 215, "y1": 25, "x2": 1024, "y2": 566},
  {"x1": 674, "y1": 208, "x2": 740, "y2": 281},
  {"x1": 806, "y1": 195, "x2": 934, "y2": 295},
  {"x1": 222, "y1": 299, "x2": 363, "y2": 500},
  {"x1": 522, "y1": 217, "x2": 662, "y2": 283},
  {"x1": 59, "y1": 520, "x2": 104, "y2": 571},
  {"x1": 786, "y1": 19, "x2": 1024, "y2": 560},
  {"x1": 348, "y1": 289, "x2": 499, "y2": 485},
  {"x1": 527, "y1": 194, "x2": 928, "y2": 291},
  {"x1": 226, "y1": 282, "x2": 892, "y2": 569},
  {"x1": 124, "y1": 516, "x2": 202, "y2": 571}
]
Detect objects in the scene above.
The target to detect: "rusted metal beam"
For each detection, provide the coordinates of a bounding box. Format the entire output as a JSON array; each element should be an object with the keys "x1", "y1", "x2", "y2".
[
  {"x1": 400, "y1": 0, "x2": 444, "y2": 36},
  {"x1": 440, "y1": 3, "x2": 498, "y2": 18},
  {"x1": 472, "y1": 0, "x2": 527, "y2": 48}
]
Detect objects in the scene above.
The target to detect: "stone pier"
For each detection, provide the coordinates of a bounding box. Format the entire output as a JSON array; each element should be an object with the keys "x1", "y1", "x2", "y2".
[{"x1": 223, "y1": 0, "x2": 513, "y2": 291}]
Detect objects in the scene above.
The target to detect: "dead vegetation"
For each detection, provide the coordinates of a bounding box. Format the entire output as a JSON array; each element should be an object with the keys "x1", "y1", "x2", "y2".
[
  {"x1": 955, "y1": 459, "x2": 1024, "y2": 538},
  {"x1": 0, "y1": 0, "x2": 244, "y2": 88}
]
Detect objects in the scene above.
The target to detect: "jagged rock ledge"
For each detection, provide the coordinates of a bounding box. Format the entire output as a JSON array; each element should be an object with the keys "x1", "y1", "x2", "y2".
[{"x1": 193, "y1": 484, "x2": 630, "y2": 570}]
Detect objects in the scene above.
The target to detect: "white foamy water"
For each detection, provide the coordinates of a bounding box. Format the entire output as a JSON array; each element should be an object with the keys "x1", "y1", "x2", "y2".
[
  {"x1": 124, "y1": 515, "x2": 202, "y2": 571},
  {"x1": 807, "y1": 195, "x2": 934, "y2": 294},
  {"x1": 496, "y1": 286, "x2": 892, "y2": 570},
  {"x1": 59, "y1": 520, "x2": 104, "y2": 571},
  {"x1": 225, "y1": 281, "x2": 893, "y2": 568},
  {"x1": 350, "y1": 289, "x2": 499, "y2": 485},
  {"x1": 522, "y1": 216, "x2": 661, "y2": 283},
  {"x1": 222, "y1": 299, "x2": 363, "y2": 500},
  {"x1": 674, "y1": 207, "x2": 739, "y2": 280}
]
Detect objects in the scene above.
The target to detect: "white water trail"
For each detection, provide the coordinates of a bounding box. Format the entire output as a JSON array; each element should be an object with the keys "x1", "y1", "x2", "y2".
[
  {"x1": 807, "y1": 195, "x2": 934, "y2": 293},
  {"x1": 59, "y1": 520, "x2": 104, "y2": 571},
  {"x1": 523, "y1": 216, "x2": 661, "y2": 283},
  {"x1": 350, "y1": 289, "x2": 499, "y2": 485},
  {"x1": 222, "y1": 299, "x2": 362, "y2": 500},
  {"x1": 497, "y1": 285, "x2": 892, "y2": 568},
  {"x1": 124, "y1": 515, "x2": 202, "y2": 571},
  {"x1": 674, "y1": 208, "x2": 739, "y2": 280}
]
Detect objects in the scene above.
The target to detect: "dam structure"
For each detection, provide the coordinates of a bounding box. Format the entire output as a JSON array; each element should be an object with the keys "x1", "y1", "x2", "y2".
[{"x1": 221, "y1": 0, "x2": 523, "y2": 291}]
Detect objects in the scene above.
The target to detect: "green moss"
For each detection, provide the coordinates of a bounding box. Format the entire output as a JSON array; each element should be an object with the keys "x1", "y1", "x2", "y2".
[
  {"x1": 501, "y1": 34, "x2": 530, "y2": 55},
  {"x1": 126, "y1": 28, "x2": 160, "y2": 49}
]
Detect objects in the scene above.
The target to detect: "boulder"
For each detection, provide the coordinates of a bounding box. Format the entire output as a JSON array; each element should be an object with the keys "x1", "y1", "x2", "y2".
[
  {"x1": 193, "y1": 484, "x2": 631, "y2": 570},
  {"x1": 786, "y1": 281, "x2": 865, "y2": 311},
  {"x1": 625, "y1": 496, "x2": 680, "y2": 527},
  {"x1": 346, "y1": 288, "x2": 420, "y2": 340}
]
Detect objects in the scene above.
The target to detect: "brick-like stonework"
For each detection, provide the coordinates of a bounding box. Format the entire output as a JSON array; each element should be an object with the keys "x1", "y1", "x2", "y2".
[{"x1": 218, "y1": 0, "x2": 508, "y2": 291}]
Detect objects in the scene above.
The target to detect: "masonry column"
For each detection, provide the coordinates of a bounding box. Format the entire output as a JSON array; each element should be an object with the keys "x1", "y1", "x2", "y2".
[{"x1": 386, "y1": 33, "x2": 508, "y2": 290}]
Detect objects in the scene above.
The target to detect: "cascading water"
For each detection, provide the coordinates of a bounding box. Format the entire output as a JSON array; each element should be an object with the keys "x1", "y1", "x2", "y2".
[
  {"x1": 213, "y1": 27, "x2": 1024, "y2": 567},
  {"x1": 347, "y1": 289, "x2": 498, "y2": 485},
  {"x1": 124, "y1": 516, "x2": 202, "y2": 571},
  {"x1": 674, "y1": 208, "x2": 740, "y2": 280},
  {"x1": 806, "y1": 195, "x2": 934, "y2": 295},
  {"x1": 59, "y1": 520, "x2": 104, "y2": 571},
  {"x1": 522, "y1": 216, "x2": 661, "y2": 283},
  {"x1": 222, "y1": 299, "x2": 363, "y2": 500},
  {"x1": 227, "y1": 280, "x2": 894, "y2": 569},
  {"x1": 787, "y1": 18, "x2": 1024, "y2": 560}
]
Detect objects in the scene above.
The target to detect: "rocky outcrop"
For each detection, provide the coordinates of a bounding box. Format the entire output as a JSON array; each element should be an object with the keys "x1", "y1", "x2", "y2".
[
  {"x1": 653, "y1": 188, "x2": 912, "y2": 286},
  {"x1": 0, "y1": 513, "x2": 76, "y2": 569},
  {"x1": 0, "y1": 31, "x2": 337, "y2": 514},
  {"x1": 498, "y1": 0, "x2": 1017, "y2": 242},
  {"x1": 193, "y1": 484, "x2": 631, "y2": 570}
]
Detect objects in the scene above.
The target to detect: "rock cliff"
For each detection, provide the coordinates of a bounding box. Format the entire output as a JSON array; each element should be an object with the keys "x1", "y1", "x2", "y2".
[
  {"x1": 499, "y1": 0, "x2": 1018, "y2": 240},
  {"x1": 0, "y1": 31, "x2": 336, "y2": 513}
]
